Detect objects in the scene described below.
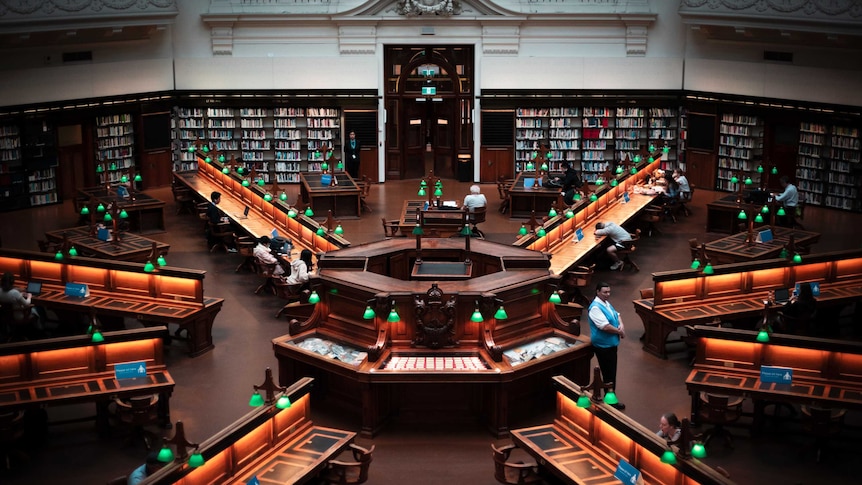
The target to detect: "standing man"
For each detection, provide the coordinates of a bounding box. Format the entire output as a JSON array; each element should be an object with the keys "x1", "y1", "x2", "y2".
[
  {"x1": 588, "y1": 281, "x2": 626, "y2": 410},
  {"x1": 344, "y1": 130, "x2": 361, "y2": 179},
  {"x1": 771, "y1": 175, "x2": 799, "y2": 228}
]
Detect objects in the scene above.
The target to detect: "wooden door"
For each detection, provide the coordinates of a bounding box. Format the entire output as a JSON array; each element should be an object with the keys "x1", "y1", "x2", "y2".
[
  {"x1": 140, "y1": 150, "x2": 172, "y2": 188},
  {"x1": 686, "y1": 150, "x2": 716, "y2": 190},
  {"x1": 57, "y1": 146, "x2": 85, "y2": 200}
]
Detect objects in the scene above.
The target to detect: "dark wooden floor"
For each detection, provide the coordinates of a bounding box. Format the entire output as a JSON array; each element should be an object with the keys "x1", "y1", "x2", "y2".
[{"x1": 2, "y1": 178, "x2": 861, "y2": 485}]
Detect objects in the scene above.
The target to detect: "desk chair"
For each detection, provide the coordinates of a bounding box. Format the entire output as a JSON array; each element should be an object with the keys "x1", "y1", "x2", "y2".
[
  {"x1": 497, "y1": 178, "x2": 513, "y2": 214},
  {"x1": 253, "y1": 259, "x2": 280, "y2": 295},
  {"x1": 562, "y1": 264, "x2": 595, "y2": 307},
  {"x1": 491, "y1": 443, "x2": 542, "y2": 485},
  {"x1": 616, "y1": 229, "x2": 641, "y2": 272},
  {"x1": 688, "y1": 238, "x2": 700, "y2": 262},
  {"x1": 800, "y1": 405, "x2": 845, "y2": 462},
  {"x1": 679, "y1": 185, "x2": 694, "y2": 216},
  {"x1": 698, "y1": 393, "x2": 743, "y2": 449},
  {"x1": 319, "y1": 443, "x2": 374, "y2": 484},
  {"x1": 0, "y1": 303, "x2": 36, "y2": 343},
  {"x1": 639, "y1": 206, "x2": 663, "y2": 237},
  {"x1": 778, "y1": 310, "x2": 817, "y2": 337},
  {"x1": 111, "y1": 395, "x2": 160, "y2": 450},
  {"x1": 381, "y1": 217, "x2": 400, "y2": 238},
  {"x1": 273, "y1": 279, "x2": 311, "y2": 319},
  {"x1": 235, "y1": 236, "x2": 257, "y2": 273},
  {"x1": 467, "y1": 206, "x2": 487, "y2": 239},
  {"x1": 172, "y1": 185, "x2": 196, "y2": 215},
  {"x1": 207, "y1": 222, "x2": 236, "y2": 253},
  {"x1": 358, "y1": 175, "x2": 373, "y2": 213},
  {"x1": 0, "y1": 410, "x2": 26, "y2": 470}
]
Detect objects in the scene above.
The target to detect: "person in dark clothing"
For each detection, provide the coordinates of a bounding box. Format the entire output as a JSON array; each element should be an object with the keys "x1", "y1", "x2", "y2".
[
  {"x1": 782, "y1": 282, "x2": 817, "y2": 318},
  {"x1": 344, "y1": 131, "x2": 361, "y2": 179},
  {"x1": 205, "y1": 191, "x2": 236, "y2": 252},
  {"x1": 558, "y1": 161, "x2": 584, "y2": 205}
]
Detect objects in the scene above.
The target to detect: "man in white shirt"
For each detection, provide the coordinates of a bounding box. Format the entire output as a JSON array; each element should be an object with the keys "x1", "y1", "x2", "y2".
[
  {"x1": 587, "y1": 282, "x2": 626, "y2": 410},
  {"x1": 253, "y1": 236, "x2": 285, "y2": 276},
  {"x1": 594, "y1": 222, "x2": 632, "y2": 271},
  {"x1": 771, "y1": 176, "x2": 799, "y2": 227},
  {"x1": 672, "y1": 169, "x2": 690, "y2": 196},
  {"x1": 461, "y1": 184, "x2": 487, "y2": 211}
]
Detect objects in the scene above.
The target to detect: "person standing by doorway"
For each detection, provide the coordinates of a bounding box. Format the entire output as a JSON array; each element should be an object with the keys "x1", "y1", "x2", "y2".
[
  {"x1": 588, "y1": 281, "x2": 626, "y2": 410},
  {"x1": 345, "y1": 131, "x2": 361, "y2": 179}
]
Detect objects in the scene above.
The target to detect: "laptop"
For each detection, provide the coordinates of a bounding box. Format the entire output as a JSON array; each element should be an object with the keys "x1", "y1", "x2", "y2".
[
  {"x1": 239, "y1": 206, "x2": 250, "y2": 219},
  {"x1": 26, "y1": 281, "x2": 42, "y2": 296},
  {"x1": 773, "y1": 288, "x2": 791, "y2": 304}
]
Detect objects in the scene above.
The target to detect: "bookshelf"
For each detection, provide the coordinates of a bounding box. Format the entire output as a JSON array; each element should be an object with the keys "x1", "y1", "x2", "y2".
[
  {"x1": 0, "y1": 123, "x2": 26, "y2": 210},
  {"x1": 514, "y1": 108, "x2": 548, "y2": 173},
  {"x1": 581, "y1": 107, "x2": 614, "y2": 182},
  {"x1": 174, "y1": 107, "x2": 205, "y2": 172},
  {"x1": 648, "y1": 107, "x2": 679, "y2": 170},
  {"x1": 825, "y1": 125, "x2": 861, "y2": 211},
  {"x1": 95, "y1": 113, "x2": 135, "y2": 184},
  {"x1": 716, "y1": 113, "x2": 762, "y2": 191},
  {"x1": 240, "y1": 108, "x2": 271, "y2": 180},
  {"x1": 547, "y1": 107, "x2": 579, "y2": 169},
  {"x1": 206, "y1": 108, "x2": 238, "y2": 154},
  {"x1": 614, "y1": 107, "x2": 645, "y2": 167},
  {"x1": 306, "y1": 108, "x2": 340, "y2": 173},
  {"x1": 795, "y1": 121, "x2": 826, "y2": 207},
  {"x1": 273, "y1": 107, "x2": 304, "y2": 183}
]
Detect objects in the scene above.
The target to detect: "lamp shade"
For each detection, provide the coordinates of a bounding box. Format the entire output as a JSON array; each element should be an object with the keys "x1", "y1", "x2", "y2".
[
  {"x1": 188, "y1": 145, "x2": 196, "y2": 153},
  {"x1": 387, "y1": 308, "x2": 400, "y2": 322},
  {"x1": 219, "y1": 154, "x2": 226, "y2": 162},
  {"x1": 548, "y1": 207, "x2": 557, "y2": 218},
  {"x1": 690, "y1": 259, "x2": 701, "y2": 270},
  {"x1": 633, "y1": 155, "x2": 641, "y2": 163},
  {"x1": 276, "y1": 394, "x2": 291, "y2": 409},
  {"x1": 321, "y1": 161, "x2": 329, "y2": 171},
  {"x1": 460, "y1": 225, "x2": 473, "y2": 236},
  {"x1": 590, "y1": 193, "x2": 598, "y2": 202},
  {"x1": 756, "y1": 329, "x2": 770, "y2": 343},
  {"x1": 777, "y1": 207, "x2": 786, "y2": 217},
  {"x1": 68, "y1": 247, "x2": 78, "y2": 257},
  {"x1": 470, "y1": 308, "x2": 483, "y2": 323},
  {"x1": 494, "y1": 306, "x2": 508, "y2": 320},
  {"x1": 730, "y1": 175, "x2": 739, "y2": 184},
  {"x1": 610, "y1": 179, "x2": 618, "y2": 187},
  {"x1": 110, "y1": 162, "x2": 117, "y2": 170},
  {"x1": 755, "y1": 214, "x2": 764, "y2": 223},
  {"x1": 54, "y1": 251, "x2": 63, "y2": 261},
  {"x1": 305, "y1": 207, "x2": 314, "y2": 217},
  {"x1": 96, "y1": 164, "x2": 104, "y2": 173},
  {"x1": 334, "y1": 224, "x2": 344, "y2": 235},
  {"x1": 222, "y1": 167, "x2": 230, "y2": 174},
  {"x1": 771, "y1": 166, "x2": 778, "y2": 174},
  {"x1": 103, "y1": 213, "x2": 112, "y2": 222},
  {"x1": 702, "y1": 263, "x2": 714, "y2": 275},
  {"x1": 201, "y1": 145, "x2": 209, "y2": 153},
  {"x1": 792, "y1": 253, "x2": 802, "y2": 263},
  {"x1": 316, "y1": 227, "x2": 326, "y2": 236},
  {"x1": 80, "y1": 206, "x2": 90, "y2": 215},
  {"x1": 573, "y1": 192, "x2": 582, "y2": 201},
  {"x1": 565, "y1": 209, "x2": 574, "y2": 218},
  {"x1": 737, "y1": 210, "x2": 747, "y2": 220},
  {"x1": 248, "y1": 391, "x2": 264, "y2": 407},
  {"x1": 518, "y1": 225, "x2": 528, "y2": 236},
  {"x1": 595, "y1": 178, "x2": 604, "y2": 186},
  {"x1": 540, "y1": 162, "x2": 548, "y2": 172},
  {"x1": 413, "y1": 224, "x2": 424, "y2": 236},
  {"x1": 144, "y1": 261, "x2": 155, "y2": 273},
  {"x1": 648, "y1": 156, "x2": 655, "y2": 163},
  {"x1": 691, "y1": 442, "x2": 707, "y2": 459},
  {"x1": 97, "y1": 203, "x2": 105, "y2": 212},
  {"x1": 418, "y1": 187, "x2": 426, "y2": 197},
  {"x1": 241, "y1": 179, "x2": 250, "y2": 187},
  {"x1": 264, "y1": 193, "x2": 273, "y2": 202},
  {"x1": 363, "y1": 306, "x2": 376, "y2": 319},
  {"x1": 205, "y1": 156, "x2": 211, "y2": 163},
  {"x1": 548, "y1": 292, "x2": 562, "y2": 304},
  {"x1": 779, "y1": 248, "x2": 788, "y2": 259},
  {"x1": 134, "y1": 174, "x2": 142, "y2": 182},
  {"x1": 649, "y1": 143, "x2": 656, "y2": 152},
  {"x1": 757, "y1": 165, "x2": 764, "y2": 173},
  {"x1": 434, "y1": 188, "x2": 443, "y2": 197},
  {"x1": 602, "y1": 391, "x2": 619, "y2": 405},
  {"x1": 257, "y1": 178, "x2": 266, "y2": 187},
  {"x1": 536, "y1": 227, "x2": 546, "y2": 237},
  {"x1": 420, "y1": 180, "x2": 427, "y2": 188},
  {"x1": 576, "y1": 394, "x2": 591, "y2": 408},
  {"x1": 337, "y1": 161, "x2": 344, "y2": 170},
  {"x1": 157, "y1": 255, "x2": 167, "y2": 267},
  {"x1": 744, "y1": 176, "x2": 753, "y2": 185},
  {"x1": 287, "y1": 208, "x2": 297, "y2": 218},
  {"x1": 188, "y1": 451, "x2": 205, "y2": 468},
  {"x1": 660, "y1": 449, "x2": 677, "y2": 465},
  {"x1": 307, "y1": 291, "x2": 320, "y2": 304},
  {"x1": 120, "y1": 175, "x2": 128, "y2": 183},
  {"x1": 761, "y1": 205, "x2": 770, "y2": 214},
  {"x1": 630, "y1": 166, "x2": 637, "y2": 175},
  {"x1": 119, "y1": 209, "x2": 128, "y2": 219},
  {"x1": 615, "y1": 166, "x2": 623, "y2": 174},
  {"x1": 525, "y1": 161, "x2": 534, "y2": 171},
  {"x1": 157, "y1": 446, "x2": 174, "y2": 463},
  {"x1": 280, "y1": 191, "x2": 287, "y2": 201},
  {"x1": 91, "y1": 331, "x2": 104, "y2": 343}
]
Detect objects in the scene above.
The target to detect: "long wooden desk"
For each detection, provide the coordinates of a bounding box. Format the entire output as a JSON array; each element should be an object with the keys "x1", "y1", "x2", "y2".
[
  {"x1": 45, "y1": 226, "x2": 170, "y2": 263},
  {"x1": 0, "y1": 248, "x2": 224, "y2": 357},
  {"x1": 299, "y1": 172, "x2": 361, "y2": 219},
  {"x1": 142, "y1": 377, "x2": 356, "y2": 485},
  {"x1": 397, "y1": 199, "x2": 471, "y2": 237},
  {"x1": 511, "y1": 375, "x2": 735, "y2": 485},
  {"x1": 79, "y1": 186, "x2": 166, "y2": 234},
  {"x1": 686, "y1": 326, "x2": 862, "y2": 428},
  {"x1": 634, "y1": 248, "x2": 862, "y2": 359},
  {"x1": 705, "y1": 226, "x2": 820, "y2": 265},
  {"x1": 508, "y1": 171, "x2": 565, "y2": 218},
  {"x1": 0, "y1": 327, "x2": 174, "y2": 428}
]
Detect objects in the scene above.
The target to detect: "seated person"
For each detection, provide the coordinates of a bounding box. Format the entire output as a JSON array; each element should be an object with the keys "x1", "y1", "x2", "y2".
[
  {"x1": 284, "y1": 249, "x2": 314, "y2": 286},
  {"x1": 594, "y1": 222, "x2": 632, "y2": 271},
  {"x1": 461, "y1": 184, "x2": 487, "y2": 211},
  {"x1": 128, "y1": 451, "x2": 165, "y2": 485},
  {"x1": 657, "y1": 412, "x2": 682, "y2": 445},
  {"x1": 672, "y1": 169, "x2": 690, "y2": 198},
  {"x1": 0, "y1": 271, "x2": 42, "y2": 334},
  {"x1": 554, "y1": 161, "x2": 584, "y2": 205},
  {"x1": 253, "y1": 236, "x2": 285, "y2": 276},
  {"x1": 782, "y1": 282, "x2": 817, "y2": 319},
  {"x1": 205, "y1": 191, "x2": 237, "y2": 252}
]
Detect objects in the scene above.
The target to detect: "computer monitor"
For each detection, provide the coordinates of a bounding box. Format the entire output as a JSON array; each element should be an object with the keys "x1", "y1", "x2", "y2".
[
  {"x1": 774, "y1": 288, "x2": 790, "y2": 304},
  {"x1": 26, "y1": 281, "x2": 42, "y2": 295}
]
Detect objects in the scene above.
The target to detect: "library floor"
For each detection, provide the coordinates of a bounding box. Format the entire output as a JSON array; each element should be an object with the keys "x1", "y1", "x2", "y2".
[{"x1": 2, "y1": 178, "x2": 862, "y2": 485}]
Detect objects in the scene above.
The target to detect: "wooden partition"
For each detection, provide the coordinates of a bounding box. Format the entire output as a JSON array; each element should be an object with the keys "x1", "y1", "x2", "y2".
[
  {"x1": 0, "y1": 327, "x2": 174, "y2": 425},
  {"x1": 511, "y1": 375, "x2": 735, "y2": 485},
  {"x1": 142, "y1": 377, "x2": 355, "y2": 485},
  {"x1": 0, "y1": 248, "x2": 223, "y2": 357},
  {"x1": 686, "y1": 326, "x2": 862, "y2": 426},
  {"x1": 634, "y1": 248, "x2": 862, "y2": 358}
]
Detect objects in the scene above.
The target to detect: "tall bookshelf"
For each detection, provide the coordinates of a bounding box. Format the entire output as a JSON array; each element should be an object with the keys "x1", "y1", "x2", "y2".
[
  {"x1": 581, "y1": 107, "x2": 614, "y2": 182},
  {"x1": 273, "y1": 107, "x2": 304, "y2": 183},
  {"x1": 795, "y1": 121, "x2": 826, "y2": 207},
  {"x1": 547, "y1": 107, "x2": 579, "y2": 168},
  {"x1": 306, "y1": 108, "x2": 340, "y2": 173},
  {"x1": 716, "y1": 113, "x2": 762, "y2": 191},
  {"x1": 95, "y1": 113, "x2": 134, "y2": 184},
  {"x1": 826, "y1": 125, "x2": 861, "y2": 211},
  {"x1": 0, "y1": 123, "x2": 26, "y2": 210},
  {"x1": 648, "y1": 108, "x2": 679, "y2": 170},
  {"x1": 206, "y1": 108, "x2": 238, "y2": 154},
  {"x1": 174, "y1": 107, "x2": 205, "y2": 172},
  {"x1": 240, "y1": 108, "x2": 271, "y2": 180},
  {"x1": 514, "y1": 108, "x2": 548, "y2": 173},
  {"x1": 614, "y1": 107, "x2": 645, "y2": 166}
]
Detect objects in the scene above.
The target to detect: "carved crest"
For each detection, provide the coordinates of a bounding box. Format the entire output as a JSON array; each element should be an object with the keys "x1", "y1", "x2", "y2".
[
  {"x1": 413, "y1": 283, "x2": 458, "y2": 349},
  {"x1": 397, "y1": 0, "x2": 461, "y2": 17}
]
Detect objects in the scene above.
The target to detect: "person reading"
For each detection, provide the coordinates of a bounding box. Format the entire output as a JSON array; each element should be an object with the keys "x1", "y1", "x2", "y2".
[
  {"x1": 0, "y1": 271, "x2": 42, "y2": 338},
  {"x1": 205, "y1": 191, "x2": 237, "y2": 252},
  {"x1": 253, "y1": 236, "x2": 286, "y2": 276},
  {"x1": 657, "y1": 412, "x2": 682, "y2": 445},
  {"x1": 284, "y1": 249, "x2": 314, "y2": 286},
  {"x1": 554, "y1": 161, "x2": 584, "y2": 205},
  {"x1": 461, "y1": 184, "x2": 487, "y2": 211},
  {"x1": 594, "y1": 222, "x2": 632, "y2": 271}
]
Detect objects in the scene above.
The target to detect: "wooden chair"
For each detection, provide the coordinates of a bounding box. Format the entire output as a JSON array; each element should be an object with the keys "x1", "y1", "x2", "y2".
[
  {"x1": 1, "y1": 303, "x2": 33, "y2": 343},
  {"x1": 381, "y1": 217, "x2": 400, "y2": 238},
  {"x1": 467, "y1": 206, "x2": 487, "y2": 239},
  {"x1": 793, "y1": 200, "x2": 806, "y2": 230},
  {"x1": 253, "y1": 259, "x2": 279, "y2": 295},
  {"x1": 497, "y1": 178, "x2": 513, "y2": 214},
  {"x1": 562, "y1": 264, "x2": 595, "y2": 307},
  {"x1": 273, "y1": 278, "x2": 311, "y2": 319},
  {"x1": 207, "y1": 222, "x2": 236, "y2": 253},
  {"x1": 358, "y1": 175, "x2": 372, "y2": 213},
  {"x1": 171, "y1": 184, "x2": 196, "y2": 215},
  {"x1": 778, "y1": 310, "x2": 817, "y2": 336},
  {"x1": 639, "y1": 206, "x2": 663, "y2": 237},
  {"x1": 688, "y1": 238, "x2": 700, "y2": 262},
  {"x1": 0, "y1": 410, "x2": 26, "y2": 470},
  {"x1": 491, "y1": 443, "x2": 542, "y2": 485},
  {"x1": 698, "y1": 393, "x2": 743, "y2": 449},
  {"x1": 318, "y1": 443, "x2": 374, "y2": 484},
  {"x1": 679, "y1": 185, "x2": 694, "y2": 216},
  {"x1": 616, "y1": 229, "x2": 641, "y2": 272},
  {"x1": 800, "y1": 405, "x2": 845, "y2": 462},
  {"x1": 235, "y1": 236, "x2": 257, "y2": 273},
  {"x1": 111, "y1": 394, "x2": 161, "y2": 450}
]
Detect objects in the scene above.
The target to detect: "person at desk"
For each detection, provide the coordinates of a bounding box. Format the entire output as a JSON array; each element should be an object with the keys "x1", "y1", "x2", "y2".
[
  {"x1": 588, "y1": 282, "x2": 626, "y2": 410},
  {"x1": 206, "y1": 191, "x2": 237, "y2": 253},
  {"x1": 594, "y1": 222, "x2": 632, "y2": 271},
  {"x1": 557, "y1": 161, "x2": 584, "y2": 205},
  {"x1": 344, "y1": 130, "x2": 361, "y2": 179},
  {"x1": 672, "y1": 169, "x2": 690, "y2": 197},
  {"x1": 128, "y1": 451, "x2": 165, "y2": 485},
  {"x1": 461, "y1": 184, "x2": 487, "y2": 211},
  {"x1": 780, "y1": 282, "x2": 817, "y2": 335},
  {"x1": 771, "y1": 176, "x2": 798, "y2": 228},
  {"x1": 283, "y1": 249, "x2": 314, "y2": 286},
  {"x1": 657, "y1": 412, "x2": 682, "y2": 445},
  {"x1": 254, "y1": 236, "x2": 286, "y2": 276},
  {"x1": 0, "y1": 271, "x2": 42, "y2": 337}
]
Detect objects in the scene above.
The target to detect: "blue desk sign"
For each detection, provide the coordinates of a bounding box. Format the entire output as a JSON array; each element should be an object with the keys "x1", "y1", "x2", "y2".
[
  {"x1": 761, "y1": 365, "x2": 793, "y2": 384},
  {"x1": 796, "y1": 282, "x2": 820, "y2": 297},
  {"x1": 271, "y1": 228, "x2": 278, "y2": 239},
  {"x1": 574, "y1": 228, "x2": 585, "y2": 243},
  {"x1": 97, "y1": 227, "x2": 111, "y2": 241},
  {"x1": 614, "y1": 458, "x2": 641, "y2": 485},
  {"x1": 756, "y1": 229, "x2": 773, "y2": 243},
  {"x1": 115, "y1": 361, "x2": 147, "y2": 380},
  {"x1": 623, "y1": 192, "x2": 630, "y2": 204},
  {"x1": 247, "y1": 477, "x2": 260, "y2": 485},
  {"x1": 64, "y1": 282, "x2": 89, "y2": 298}
]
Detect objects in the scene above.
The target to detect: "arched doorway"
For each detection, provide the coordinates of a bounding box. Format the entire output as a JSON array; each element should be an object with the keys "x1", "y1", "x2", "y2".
[{"x1": 384, "y1": 45, "x2": 474, "y2": 180}]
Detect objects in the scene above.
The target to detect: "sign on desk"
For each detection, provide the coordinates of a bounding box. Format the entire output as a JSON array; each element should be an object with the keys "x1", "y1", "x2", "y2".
[
  {"x1": 115, "y1": 361, "x2": 147, "y2": 380},
  {"x1": 760, "y1": 365, "x2": 793, "y2": 384},
  {"x1": 614, "y1": 458, "x2": 642, "y2": 484},
  {"x1": 64, "y1": 282, "x2": 89, "y2": 298},
  {"x1": 247, "y1": 477, "x2": 260, "y2": 485},
  {"x1": 574, "y1": 228, "x2": 584, "y2": 243}
]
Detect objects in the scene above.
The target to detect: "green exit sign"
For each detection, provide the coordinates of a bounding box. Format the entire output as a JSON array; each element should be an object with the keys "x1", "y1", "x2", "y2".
[
  {"x1": 421, "y1": 69, "x2": 435, "y2": 77},
  {"x1": 422, "y1": 86, "x2": 436, "y2": 96}
]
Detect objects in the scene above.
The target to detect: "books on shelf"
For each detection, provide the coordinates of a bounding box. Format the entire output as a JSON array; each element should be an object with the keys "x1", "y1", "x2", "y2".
[
  {"x1": 715, "y1": 113, "x2": 762, "y2": 191},
  {"x1": 95, "y1": 113, "x2": 135, "y2": 185}
]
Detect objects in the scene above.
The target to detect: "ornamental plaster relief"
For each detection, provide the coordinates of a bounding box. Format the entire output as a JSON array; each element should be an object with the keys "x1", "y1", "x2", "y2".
[{"x1": 0, "y1": 0, "x2": 177, "y2": 17}]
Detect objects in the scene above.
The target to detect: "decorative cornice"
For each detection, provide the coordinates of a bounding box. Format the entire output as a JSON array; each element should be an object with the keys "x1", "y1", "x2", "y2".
[
  {"x1": 679, "y1": 0, "x2": 862, "y2": 35},
  {"x1": 0, "y1": 0, "x2": 177, "y2": 18},
  {"x1": 338, "y1": 25, "x2": 377, "y2": 54},
  {"x1": 481, "y1": 24, "x2": 519, "y2": 54}
]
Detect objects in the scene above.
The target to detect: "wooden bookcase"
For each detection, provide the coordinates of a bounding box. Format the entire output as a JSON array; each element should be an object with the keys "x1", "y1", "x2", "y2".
[
  {"x1": 514, "y1": 108, "x2": 548, "y2": 173},
  {"x1": 0, "y1": 122, "x2": 26, "y2": 210},
  {"x1": 826, "y1": 125, "x2": 860, "y2": 211},
  {"x1": 547, "y1": 107, "x2": 579, "y2": 169},
  {"x1": 95, "y1": 113, "x2": 135, "y2": 184},
  {"x1": 174, "y1": 107, "x2": 204, "y2": 172},
  {"x1": 614, "y1": 107, "x2": 645, "y2": 166},
  {"x1": 273, "y1": 107, "x2": 304, "y2": 183},
  {"x1": 306, "y1": 107, "x2": 341, "y2": 173},
  {"x1": 240, "y1": 107, "x2": 270, "y2": 180},
  {"x1": 648, "y1": 107, "x2": 680, "y2": 170},
  {"x1": 581, "y1": 107, "x2": 614, "y2": 182},
  {"x1": 716, "y1": 113, "x2": 763, "y2": 191},
  {"x1": 795, "y1": 121, "x2": 826, "y2": 207}
]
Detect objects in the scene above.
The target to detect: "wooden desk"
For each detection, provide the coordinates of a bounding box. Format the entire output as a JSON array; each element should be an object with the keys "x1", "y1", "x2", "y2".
[
  {"x1": 79, "y1": 187, "x2": 166, "y2": 234},
  {"x1": 45, "y1": 226, "x2": 170, "y2": 263},
  {"x1": 299, "y1": 172, "x2": 361, "y2": 219},
  {"x1": 0, "y1": 327, "x2": 174, "y2": 427},
  {"x1": 508, "y1": 172, "x2": 564, "y2": 218},
  {"x1": 510, "y1": 376, "x2": 735, "y2": 485},
  {"x1": 411, "y1": 261, "x2": 473, "y2": 280},
  {"x1": 705, "y1": 227, "x2": 820, "y2": 265},
  {"x1": 397, "y1": 200, "x2": 472, "y2": 237},
  {"x1": 0, "y1": 248, "x2": 224, "y2": 357},
  {"x1": 142, "y1": 377, "x2": 356, "y2": 485},
  {"x1": 633, "y1": 248, "x2": 862, "y2": 359},
  {"x1": 686, "y1": 326, "x2": 862, "y2": 428}
]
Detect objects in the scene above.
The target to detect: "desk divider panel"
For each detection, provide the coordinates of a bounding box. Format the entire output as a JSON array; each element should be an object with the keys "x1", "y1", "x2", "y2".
[
  {"x1": 701, "y1": 338, "x2": 758, "y2": 369},
  {"x1": 762, "y1": 345, "x2": 827, "y2": 379},
  {"x1": 103, "y1": 339, "x2": 163, "y2": 369},
  {"x1": 837, "y1": 353, "x2": 862, "y2": 382},
  {"x1": 835, "y1": 257, "x2": 862, "y2": 280},
  {"x1": 24, "y1": 259, "x2": 63, "y2": 285},
  {"x1": 0, "y1": 355, "x2": 24, "y2": 383},
  {"x1": 31, "y1": 347, "x2": 92, "y2": 380},
  {"x1": 156, "y1": 274, "x2": 201, "y2": 302},
  {"x1": 702, "y1": 273, "x2": 745, "y2": 300},
  {"x1": 749, "y1": 267, "x2": 787, "y2": 292}
]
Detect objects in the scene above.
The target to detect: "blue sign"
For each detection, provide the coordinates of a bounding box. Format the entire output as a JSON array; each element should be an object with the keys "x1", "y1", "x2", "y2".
[
  {"x1": 796, "y1": 282, "x2": 820, "y2": 297},
  {"x1": 247, "y1": 477, "x2": 260, "y2": 485},
  {"x1": 761, "y1": 365, "x2": 793, "y2": 384},
  {"x1": 271, "y1": 228, "x2": 279, "y2": 239},
  {"x1": 623, "y1": 192, "x2": 630, "y2": 203},
  {"x1": 614, "y1": 458, "x2": 641, "y2": 485},
  {"x1": 97, "y1": 228, "x2": 111, "y2": 241},
  {"x1": 64, "y1": 282, "x2": 89, "y2": 298},
  {"x1": 575, "y1": 228, "x2": 584, "y2": 242},
  {"x1": 115, "y1": 361, "x2": 147, "y2": 380},
  {"x1": 756, "y1": 229, "x2": 773, "y2": 243}
]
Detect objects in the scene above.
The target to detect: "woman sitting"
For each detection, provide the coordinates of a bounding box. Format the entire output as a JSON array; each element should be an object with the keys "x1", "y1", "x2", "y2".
[
  {"x1": 284, "y1": 249, "x2": 314, "y2": 286},
  {"x1": 657, "y1": 412, "x2": 682, "y2": 445}
]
